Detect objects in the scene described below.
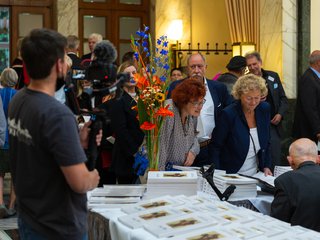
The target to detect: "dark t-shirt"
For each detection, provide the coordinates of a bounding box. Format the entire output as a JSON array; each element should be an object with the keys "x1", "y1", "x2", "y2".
[
  {"x1": 8, "y1": 88, "x2": 88, "y2": 239},
  {"x1": 216, "y1": 72, "x2": 237, "y2": 94}
]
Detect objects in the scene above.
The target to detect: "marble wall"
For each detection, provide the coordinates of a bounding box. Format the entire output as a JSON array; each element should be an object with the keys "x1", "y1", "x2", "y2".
[
  {"x1": 260, "y1": 0, "x2": 282, "y2": 83},
  {"x1": 311, "y1": 0, "x2": 320, "y2": 51},
  {"x1": 56, "y1": 0, "x2": 78, "y2": 37},
  {"x1": 282, "y1": 0, "x2": 297, "y2": 98},
  {"x1": 260, "y1": 0, "x2": 297, "y2": 99}
]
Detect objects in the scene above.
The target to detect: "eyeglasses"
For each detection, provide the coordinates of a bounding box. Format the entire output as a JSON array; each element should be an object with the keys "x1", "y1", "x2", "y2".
[
  {"x1": 189, "y1": 64, "x2": 205, "y2": 70},
  {"x1": 190, "y1": 99, "x2": 206, "y2": 107}
]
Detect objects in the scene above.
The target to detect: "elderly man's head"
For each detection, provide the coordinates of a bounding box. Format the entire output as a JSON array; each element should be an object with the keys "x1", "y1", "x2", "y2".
[
  {"x1": 88, "y1": 33, "x2": 103, "y2": 53},
  {"x1": 245, "y1": 51, "x2": 263, "y2": 77},
  {"x1": 187, "y1": 53, "x2": 207, "y2": 81},
  {"x1": 287, "y1": 138, "x2": 320, "y2": 170},
  {"x1": 309, "y1": 50, "x2": 320, "y2": 72}
]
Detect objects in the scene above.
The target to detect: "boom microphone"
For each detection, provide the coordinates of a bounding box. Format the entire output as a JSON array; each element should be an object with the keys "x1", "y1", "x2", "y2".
[{"x1": 93, "y1": 40, "x2": 117, "y2": 65}]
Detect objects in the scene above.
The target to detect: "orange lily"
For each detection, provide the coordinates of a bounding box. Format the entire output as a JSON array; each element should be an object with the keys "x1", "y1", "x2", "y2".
[
  {"x1": 140, "y1": 121, "x2": 156, "y2": 130},
  {"x1": 134, "y1": 74, "x2": 149, "y2": 89},
  {"x1": 155, "y1": 106, "x2": 174, "y2": 117}
]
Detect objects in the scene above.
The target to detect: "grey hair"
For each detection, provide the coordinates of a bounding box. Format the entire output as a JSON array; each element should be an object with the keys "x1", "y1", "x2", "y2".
[
  {"x1": 89, "y1": 33, "x2": 103, "y2": 42},
  {"x1": 309, "y1": 51, "x2": 320, "y2": 65},
  {"x1": 67, "y1": 35, "x2": 80, "y2": 50},
  {"x1": 187, "y1": 53, "x2": 206, "y2": 66},
  {"x1": 0, "y1": 68, "x2": 18, "y2": 87},
  {"x1": 245, "y1": 51, "x2": 262, "y2": 62}
]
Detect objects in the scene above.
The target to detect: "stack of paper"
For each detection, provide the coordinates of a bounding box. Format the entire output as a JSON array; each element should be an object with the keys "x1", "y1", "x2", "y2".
[
  {"x1": 118, "y1": 203, "x2": 207, "y2": 229},
  {"x1": 114, "y1": 194, "x2": 320, "y2": 239},
  {"x1": 213, "y1": 174, "x2": 258, "y2": 200},
  {"x1": 87, "y1": 185, "x2": 146, "y2": 208},
  {"x1": 274, "y1": 166, "x2": 292, "y2": 178},
  {"x1": 121, "y1": 195, "x2": 186, "y2": 214},
  {"x1": 146, "y1": 171, "x2": 198, "y2": 197},
  {"x1": 144, "y1": 213, "x2": 218, "y2": 238}
]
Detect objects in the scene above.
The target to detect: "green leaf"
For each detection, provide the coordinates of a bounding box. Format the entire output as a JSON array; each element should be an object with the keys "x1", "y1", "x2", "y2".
[{"x1": 137, "y1": 98, "x2": 149, "y2": 125}]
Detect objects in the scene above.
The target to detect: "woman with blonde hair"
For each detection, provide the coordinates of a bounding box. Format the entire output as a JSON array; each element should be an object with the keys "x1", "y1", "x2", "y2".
[
  {"x1": 109, "y1": 61, "x2": 144, "y2": 184},
  {"x1": 209, "y1": 74, "x2": 272, "y2": 176}
]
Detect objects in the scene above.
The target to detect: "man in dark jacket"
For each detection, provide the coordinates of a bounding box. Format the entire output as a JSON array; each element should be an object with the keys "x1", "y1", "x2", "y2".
[
  {"x1": 245, "y1": 51, "x2": 288, "y2": 169},
  {"x1": 271, "y1": 138, "x2": 320, "y2": 231},
  {"x1": 292, "y1": 50, "x2": 320, "y2": 143},
  {"x1": 217, "y1": 55, "x2": 247, "y2": 93}
]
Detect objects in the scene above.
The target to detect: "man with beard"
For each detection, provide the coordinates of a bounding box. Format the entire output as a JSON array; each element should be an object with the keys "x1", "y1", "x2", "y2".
[
  {"x1": 168, "y1": 53, "x2": 232, "y2": 167},
  {"x1": 8, "y1": 29, "x2": 100, "y2": 239}
]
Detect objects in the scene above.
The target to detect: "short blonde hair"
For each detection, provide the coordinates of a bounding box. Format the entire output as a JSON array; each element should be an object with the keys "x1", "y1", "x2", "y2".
[
  {"x1": 0, "y1": 68, "x2": 18, "y2": 87},
  {"x1": 232, "y1": 74, "x2": 268, "y2": 99}
]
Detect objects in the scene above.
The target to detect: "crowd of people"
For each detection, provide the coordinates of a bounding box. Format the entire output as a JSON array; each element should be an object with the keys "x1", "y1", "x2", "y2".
[{"x1": 1, "y1": 27, "x2": 320, "y2": 238}]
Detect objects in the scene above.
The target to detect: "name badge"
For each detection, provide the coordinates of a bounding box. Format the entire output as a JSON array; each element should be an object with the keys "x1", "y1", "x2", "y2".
[{"x1": 268, "y1": 76, "x2": 275, "y2": 82}]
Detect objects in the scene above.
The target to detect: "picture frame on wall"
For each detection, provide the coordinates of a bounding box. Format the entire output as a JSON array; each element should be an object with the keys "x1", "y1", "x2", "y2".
[
  {"x1": 0, "y1": 7, "x2": 9, "y2": 44},
  {"x1": 0, "y1": 7, "x2": 9, "y2": 73}
]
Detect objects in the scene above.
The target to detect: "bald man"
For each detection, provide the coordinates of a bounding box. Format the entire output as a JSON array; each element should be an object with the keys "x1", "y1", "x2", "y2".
[
  {"x1": 293, "y1": 50, "x2": 320, "y2": 143},
  {"x1": 271, "y1": 138, "x2": 320, "y2": 231}
]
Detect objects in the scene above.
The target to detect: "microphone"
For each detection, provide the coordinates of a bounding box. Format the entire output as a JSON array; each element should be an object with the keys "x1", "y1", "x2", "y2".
[
  {"x1": 85, "y1": 40, "x2": 118, "y2": 88},
  {"x1": 93, "y1": 40, "x2": 117, "y2": 65}
]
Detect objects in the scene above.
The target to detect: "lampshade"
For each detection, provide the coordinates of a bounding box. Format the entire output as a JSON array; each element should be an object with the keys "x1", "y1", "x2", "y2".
[
  {"x1": 167, "y1": 19, "x2": 183, "y2": 41},
  {"x1": 232, "y1": 42, "x2": 256, "y2": 56}
]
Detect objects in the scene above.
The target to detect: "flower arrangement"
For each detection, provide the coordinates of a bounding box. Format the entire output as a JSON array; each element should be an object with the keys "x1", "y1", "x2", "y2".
[{"x1": 131, "y1": 26, "x2": 174, "y2": 173}]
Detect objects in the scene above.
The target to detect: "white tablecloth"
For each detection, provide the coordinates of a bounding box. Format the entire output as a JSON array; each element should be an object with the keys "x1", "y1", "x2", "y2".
[{"x1": 95, "y1": 208, "x2": 163, "y2": 240}]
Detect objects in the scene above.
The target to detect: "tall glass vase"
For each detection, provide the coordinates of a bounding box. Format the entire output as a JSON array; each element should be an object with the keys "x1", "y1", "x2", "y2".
[{"x1": 146, "y1": 129, "x2": 160, "y2": 170}]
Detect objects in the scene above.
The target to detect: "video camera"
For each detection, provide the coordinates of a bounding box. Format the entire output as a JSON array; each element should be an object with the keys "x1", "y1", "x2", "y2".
[{"x1": 64, "y1": 40, "x2": 131, "y2": 171}]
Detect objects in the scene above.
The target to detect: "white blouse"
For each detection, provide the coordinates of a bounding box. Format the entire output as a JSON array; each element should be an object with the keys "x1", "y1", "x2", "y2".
[{"x1": 238, "y1": 128, "x2": 260, "y2": 176}]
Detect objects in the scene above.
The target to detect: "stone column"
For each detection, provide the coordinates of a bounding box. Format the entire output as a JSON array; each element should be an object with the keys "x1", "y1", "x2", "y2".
[{"x1": 56, "y1": 0, "x2": 78, "y2": 37}]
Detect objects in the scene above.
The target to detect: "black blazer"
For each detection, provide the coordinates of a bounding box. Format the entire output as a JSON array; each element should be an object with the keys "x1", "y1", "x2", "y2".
[
  {"x1": 271, "y1": 161, "x2": 320, "y2": 231},
  {"x1": 292, "y1": 68, "x2": 320, "y2": 142},
  {"x1": 209, "y1": 100, "x2": 271, "y2": 172},
  {"x1": 261, "y1": 69, "x2": 288, "y2": 134},
  {"x1": 81, "y1": 52, "x2": 92, "y2": 61},
  {"x1": 67, "y1": 53, "x2": 82, "y2": 69},
  {"x1": 110, "y1": 92, "x2": 144, "y2": 176}
]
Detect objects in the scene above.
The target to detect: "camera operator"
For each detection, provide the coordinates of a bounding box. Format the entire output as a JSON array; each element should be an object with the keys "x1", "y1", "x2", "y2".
[
  {"x1": 8, "y1": 29, "x2": 100, "y2": 239},
  {"x1": 84, "y1": 40, "x2": 119, "y2": 185},
  {"x1": 87, "y1": 40, "x2": 118, "y2": 107}
]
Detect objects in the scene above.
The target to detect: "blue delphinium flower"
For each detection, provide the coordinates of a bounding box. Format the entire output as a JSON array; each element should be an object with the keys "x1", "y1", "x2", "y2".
[
  {"x1": 133, "y1": 147, "x2": 149, "y2": 176},
  {"x1": 160, "y1": 75, "x2": 167, "y2": 82},
  {"x1": 134, "y1": 52, "x2": 139, "y2": 60},
  {"x1": 142, "y1": 40, "x2": 148, "y2": 47},
  {"x1": 163, "y1": 64, "x2": 170, "y2": 70}
]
